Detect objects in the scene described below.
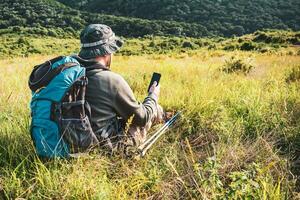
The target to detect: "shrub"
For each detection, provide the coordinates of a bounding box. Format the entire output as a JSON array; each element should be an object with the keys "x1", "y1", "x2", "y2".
[
  {"x1": 208, "y1": 44, "x2": 217, "y2": 50},
  {"x1": 12, "y1": 26, "x2": 22, "y2": 32},
  {"x1": 16, "y1": 37, "x2": 29, "y2": 45},
  {"x1": 148, "y1": 41, "x2": 156, "y2": 47},
  {"x1": 253, "y1": 31, "x2": 285, "y2": 44},
  {"x1": 48, "y1": 30, "x2": 58, "y2": 37},
  {"x1": 182, "y1": 41, "x2": 195, "y2": 49},
  {"x1": 223, "y1": 44, "x2": 239, "y2": 51},
  {"x1": 222, "y1": 56, "x2": 254, "y2": 74},
  {"x1": 240, "y1": 42, "x2": 257, "y2": 51},
  {"x1": 253, "y1": 31, "x2": 273, "y2": 43},
  {"x1": 286, "y1": 65, "x2": 300, "y2": 83},
  {"x1": 169, "y1": 38, "x2": 181, "y2": 46},
  {"x1": 28, "y1": 47, "x2": 42, "y2": 54},
  {"x1": 259, "y1": 47, "x2": 273, "y2": 53}
]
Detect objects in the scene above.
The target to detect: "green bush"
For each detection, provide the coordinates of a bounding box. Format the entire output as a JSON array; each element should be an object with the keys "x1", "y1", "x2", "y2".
[
  {"x1": 182, "y1": 41, "x2": 196, "y2": 49},
  {"x1": 259, "y1": 47, "x2": 273, "y2": 53},
  {"x1": 28, "y1": 47, "x2": 42, "y2": 54},
  {"x1": 48, "y1": 30, "x2": 58, "y2": 37},
  {"x1": 286, "y1": 65, "x2": 300, "y2": 83},
  {"x1": 223, "y1": 43, "x2": 239, "y2": 51},
  {"x1": 16, "y1": 37, "x2": 29, "y2": 45},
  {"x1": 240, "y1": 42, "x2": 257, "y2": 51},
  {"x1": 253, "y1": 30, "x2": 300, "y2": 45},
  {"x1": 222, "y1": 56, "x2": 254, "y2": 75},
  {"x1": 12, "y1": 26, "x2": 22, "y2": 32}
]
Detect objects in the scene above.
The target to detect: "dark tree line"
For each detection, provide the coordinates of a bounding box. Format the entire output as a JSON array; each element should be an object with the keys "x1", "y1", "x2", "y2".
[
  {"x1": 58, "y1": 0, "x2": 300, "y2": 36},
  {"x1": 1, "y1": 0, "x2": 299, "y2": 38},
  {"x1": 0, "y1": 0, "x2": 210, "y2": 37}
]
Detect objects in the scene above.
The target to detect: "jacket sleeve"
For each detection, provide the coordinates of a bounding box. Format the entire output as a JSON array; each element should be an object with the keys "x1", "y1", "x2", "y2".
[{"x1": 112, "y1": 76, "x2": 158, "y2": 127}]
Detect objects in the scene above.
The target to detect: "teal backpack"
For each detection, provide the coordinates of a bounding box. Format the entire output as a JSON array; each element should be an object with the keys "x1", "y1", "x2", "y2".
[{"x1": 28, "y1": 56, "x2": 101, "y2": 158}]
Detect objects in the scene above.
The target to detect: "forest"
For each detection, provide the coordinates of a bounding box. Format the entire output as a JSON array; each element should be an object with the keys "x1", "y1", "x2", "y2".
[
  {"x1": 1, "y1": 0, "x2": 299, "y2": 38},
  {"x1": 0, "y1": 0, "x2": 207, "y2": 38},
  {"x1": 59, "y1": 0, "x2": 300, "y2": 36}
]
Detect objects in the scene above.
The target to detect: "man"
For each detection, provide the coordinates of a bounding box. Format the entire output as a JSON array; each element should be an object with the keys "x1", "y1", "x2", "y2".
[{"x1": 75, "y1": 24, "x2": 163, "y2": 152}]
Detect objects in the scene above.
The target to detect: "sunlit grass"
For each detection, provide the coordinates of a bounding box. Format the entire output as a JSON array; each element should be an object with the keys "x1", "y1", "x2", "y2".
[{"x1": 0, "y1": 49, "x2": 299, "y2": 199}]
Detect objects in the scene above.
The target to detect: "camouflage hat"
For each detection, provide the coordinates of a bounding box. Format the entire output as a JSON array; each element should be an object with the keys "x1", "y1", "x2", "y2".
[{"x1": 78, "y1": 24, "x2": 123, "y2": 59}]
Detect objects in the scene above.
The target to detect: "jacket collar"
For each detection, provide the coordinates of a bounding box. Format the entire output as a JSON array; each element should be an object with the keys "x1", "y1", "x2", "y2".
[{"x1": 72, "y1": 55, "x2": 110, "y2": 71}]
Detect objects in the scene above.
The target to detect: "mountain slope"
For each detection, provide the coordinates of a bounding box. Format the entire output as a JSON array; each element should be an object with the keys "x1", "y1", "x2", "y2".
[
  {"x1": 2, "y1": 0, "x2": 299, "y2": 37},
  {"x1": 58, "y1": 0, "x2": 300, "y2": 36},
  {"x1": 0, "y1": 0, "x2": 210, "y2": 37}
]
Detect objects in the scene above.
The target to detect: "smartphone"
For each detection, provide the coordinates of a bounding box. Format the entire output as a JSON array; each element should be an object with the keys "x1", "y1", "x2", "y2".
[{"x1": 148, "y1": 72, "x2": 161, "y2": 92}]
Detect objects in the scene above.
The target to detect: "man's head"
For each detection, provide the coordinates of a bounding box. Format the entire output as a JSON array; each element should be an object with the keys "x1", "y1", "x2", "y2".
[{"x1": 79, "y1": 24, "x2": 123, "y2": 66}]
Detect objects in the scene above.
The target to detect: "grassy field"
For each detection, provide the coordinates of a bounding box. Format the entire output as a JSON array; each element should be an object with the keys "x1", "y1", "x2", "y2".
[{"x1": 0, "y1": 39, "x2": 300, "y2": 199}]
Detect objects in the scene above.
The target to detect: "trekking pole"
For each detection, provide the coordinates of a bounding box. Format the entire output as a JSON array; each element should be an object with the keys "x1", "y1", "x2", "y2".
[
  {"x1": 137, "y1": 112, "x2": 181, "y2": 157},
  {"x1": 138, "y1": 112, "x2": 180, "y2": 150}
]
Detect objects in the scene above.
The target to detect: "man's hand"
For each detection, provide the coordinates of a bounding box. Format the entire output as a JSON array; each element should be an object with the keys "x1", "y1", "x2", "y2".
[{"x1": 149, "y1": 81, "x2": 160, "y2": 100}]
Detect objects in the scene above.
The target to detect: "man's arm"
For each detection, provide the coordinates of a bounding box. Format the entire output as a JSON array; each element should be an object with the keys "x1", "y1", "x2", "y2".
[{"x1": 113, "y1": 76, "x2": 159, "y2": 127}]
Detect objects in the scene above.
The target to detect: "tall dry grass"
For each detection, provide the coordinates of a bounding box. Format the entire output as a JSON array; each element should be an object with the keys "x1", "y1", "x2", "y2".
[{"x1": 0, "y1": 50, "x2": 299, "y2": 199}]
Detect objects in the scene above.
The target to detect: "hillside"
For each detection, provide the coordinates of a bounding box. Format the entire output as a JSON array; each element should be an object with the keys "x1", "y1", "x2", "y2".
[
  {"x1": 0, "y1": 0, "x2": 209, "y2": 37},
  {"x1": 1, "y1": 29, "x2": 299, "y2": 58},
  {"x1": 58, "y1": 0, "x2": 300, "y2": 36},
  {"x1": 2, "y1": 0, "x2": 299, "y2": 38}
]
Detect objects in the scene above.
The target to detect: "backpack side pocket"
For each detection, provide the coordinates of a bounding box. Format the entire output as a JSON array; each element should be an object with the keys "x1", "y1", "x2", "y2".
[{"x1": 61, "y1": 115, "x2": 98, "y2": 152}]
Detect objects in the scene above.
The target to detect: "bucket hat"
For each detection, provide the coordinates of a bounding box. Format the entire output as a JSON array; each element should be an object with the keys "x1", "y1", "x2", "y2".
[{"x1": 79, "y1": 24, "x2": 123, "y2": 59}]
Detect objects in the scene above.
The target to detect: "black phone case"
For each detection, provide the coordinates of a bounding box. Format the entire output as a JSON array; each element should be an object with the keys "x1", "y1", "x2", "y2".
[{"x1": 148, "y1": 72, "x2": 161, "y2": 92}]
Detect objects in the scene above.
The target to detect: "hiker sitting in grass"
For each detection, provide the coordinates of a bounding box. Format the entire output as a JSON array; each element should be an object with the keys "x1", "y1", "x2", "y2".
[{"x1": 75, "y1": 24, "x2": 163, "y2": 152}]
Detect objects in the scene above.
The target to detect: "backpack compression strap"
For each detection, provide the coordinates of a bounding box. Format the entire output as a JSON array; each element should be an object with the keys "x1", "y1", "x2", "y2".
[{"x1": 29, "y1": 61, "x2": 79, "y2": 92}]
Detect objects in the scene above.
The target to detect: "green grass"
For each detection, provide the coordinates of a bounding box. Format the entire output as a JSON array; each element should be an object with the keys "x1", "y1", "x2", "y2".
[
  {"x1": 1, "y1": 29, "x2": 299, "y2": 59},
  {"x1": 0, "y1": 36, "x2": 300, "y2": 199}
]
